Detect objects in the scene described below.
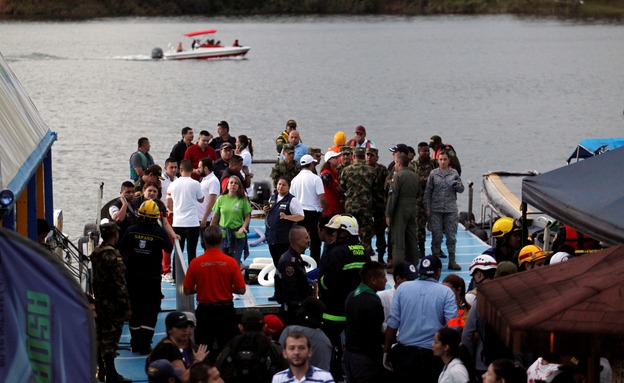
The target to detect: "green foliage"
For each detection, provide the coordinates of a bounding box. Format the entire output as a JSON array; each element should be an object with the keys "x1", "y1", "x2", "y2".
[{"x1": 2, "y1": 0, "x2": 624, "y2": 19}]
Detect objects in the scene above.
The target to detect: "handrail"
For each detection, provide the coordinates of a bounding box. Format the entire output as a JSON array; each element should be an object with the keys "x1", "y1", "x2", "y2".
[{"x1": 173, "y1": 238, "x2": 195, "y2": 313}]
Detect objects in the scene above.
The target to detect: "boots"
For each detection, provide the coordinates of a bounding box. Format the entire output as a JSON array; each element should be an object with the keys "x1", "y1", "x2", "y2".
[
  {"x1": 448, "y1": 253, "x2": 461, "y2": 270},
  {"x1": 104, "y1": 354, "x2": 133, "y2": 383}
]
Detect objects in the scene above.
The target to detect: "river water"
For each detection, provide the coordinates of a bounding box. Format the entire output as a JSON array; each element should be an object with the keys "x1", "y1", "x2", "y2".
[{"x1": 1, "y1": 16, "x2": 623, "y2": 238}]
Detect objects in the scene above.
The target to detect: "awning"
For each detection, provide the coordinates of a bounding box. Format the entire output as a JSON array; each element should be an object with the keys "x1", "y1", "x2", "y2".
[
  {"x1": 477, "y1": 244, "x2": 624, "y2": 356},
  {"x1": 522, "y1": 147, "x2": 624, "y2": 246}
]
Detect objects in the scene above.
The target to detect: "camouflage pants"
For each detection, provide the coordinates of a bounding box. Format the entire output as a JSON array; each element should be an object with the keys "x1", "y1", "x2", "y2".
[
  {"x1": 416, "y1": 200, "x2": 428, "y2": 248},
  {"x1": 95, "y1": 312, "x2": 125, "y2": 357}
]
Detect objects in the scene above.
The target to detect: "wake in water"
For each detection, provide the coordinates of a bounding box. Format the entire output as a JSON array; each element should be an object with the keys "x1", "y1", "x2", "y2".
[{"x1": 4, "y1": 52, "x2": 68, "y2": 62}]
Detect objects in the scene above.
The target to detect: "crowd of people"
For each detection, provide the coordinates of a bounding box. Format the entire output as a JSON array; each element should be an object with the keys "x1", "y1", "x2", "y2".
[{"x1": 87, "y1": 119, "x2": 610, "y2": 383}]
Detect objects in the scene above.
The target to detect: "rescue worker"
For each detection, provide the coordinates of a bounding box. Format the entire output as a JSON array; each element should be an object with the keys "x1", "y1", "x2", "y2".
[
  {"x1": 483, "y1": 217, "x2": 523, "y2": 264},
  {"x1": 517, "y1": 244, "x2": 548, "y2": 271},
  {"x1": 91, "y1": 222, "x2": 132, "y2": 383},
  {"x1": 122, "y1": 200, "x2": 173, "y2": 354},
  {"x1": 318, "y1": 214, "x2": 369, "y2": 380}
]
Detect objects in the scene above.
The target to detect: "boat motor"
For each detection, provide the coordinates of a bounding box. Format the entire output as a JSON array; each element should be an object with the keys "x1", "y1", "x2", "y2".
[{"x1": 151, "y1": 47, "x2": 164, "y2": 59}]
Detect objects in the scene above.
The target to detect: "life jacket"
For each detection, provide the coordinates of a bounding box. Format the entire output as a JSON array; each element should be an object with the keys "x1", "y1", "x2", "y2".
[
  {"x1": 563, "y1": 225, "x2": 600, "y2": 251},
  {"x1": 265, "y1": 193, "x2": 294, "y2": 245},
  {"x1": 129, "y1": 151, "x2": 148, "y2": 181},
  {"x1": 348, "y1": 140, "x2": 373, "y2": 148}
]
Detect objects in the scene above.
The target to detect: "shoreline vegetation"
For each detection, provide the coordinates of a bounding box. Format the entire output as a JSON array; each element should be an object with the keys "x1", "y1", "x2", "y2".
[{"x1": 1, "y1": 0, "x2": 624, "y2": 21}]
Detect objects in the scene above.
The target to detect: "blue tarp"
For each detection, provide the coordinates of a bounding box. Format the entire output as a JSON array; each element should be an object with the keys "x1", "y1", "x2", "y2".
[
  {"x1": 523, "y1": 147, "x2": 624, "y2": 246},
  {"x1": 566, "y1": 138, "x2": 624, "y2": 163},
  {"x1": 0, "y1": 229, "x2": 97, "y2": 382}
]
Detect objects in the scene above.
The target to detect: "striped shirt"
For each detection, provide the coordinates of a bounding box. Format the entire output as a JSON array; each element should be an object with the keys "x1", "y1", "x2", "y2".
[{"x1": 271, "y1": 365, "x2": 334, "y2": 383}]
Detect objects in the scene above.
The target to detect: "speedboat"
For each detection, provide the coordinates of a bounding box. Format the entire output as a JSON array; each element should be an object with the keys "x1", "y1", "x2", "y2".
[{"x1": 152, "y1": 29, "x2": 250, "y2": 60}]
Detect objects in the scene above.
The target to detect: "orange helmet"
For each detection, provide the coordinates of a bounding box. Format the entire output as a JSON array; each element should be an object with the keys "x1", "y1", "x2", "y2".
[{"x1": 518, "y1": 245, "x2": 547, "y2": 266}]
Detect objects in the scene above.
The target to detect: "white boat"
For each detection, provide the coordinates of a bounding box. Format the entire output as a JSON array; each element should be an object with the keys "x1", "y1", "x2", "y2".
[{"x1": 152, "y1": 29, "x2": 250, "y2": 60}]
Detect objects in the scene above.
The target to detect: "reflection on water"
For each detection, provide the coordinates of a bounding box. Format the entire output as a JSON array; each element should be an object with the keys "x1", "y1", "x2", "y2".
[{"x1": 1, "y1": 16, "x2": 623, "y2": 238}]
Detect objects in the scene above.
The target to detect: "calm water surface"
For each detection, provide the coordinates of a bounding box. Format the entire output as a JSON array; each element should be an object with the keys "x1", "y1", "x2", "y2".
[{"x1": 1, "y1": 16, "x2": 623, "y2": 238}]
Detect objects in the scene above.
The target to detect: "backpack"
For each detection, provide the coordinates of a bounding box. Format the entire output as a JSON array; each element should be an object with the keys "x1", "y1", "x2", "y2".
[{"x1": 220, "y1": 332, "x2": 274, "y2": 383}]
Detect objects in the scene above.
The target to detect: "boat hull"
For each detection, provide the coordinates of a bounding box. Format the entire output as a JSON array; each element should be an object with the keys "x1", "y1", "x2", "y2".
[{"x1": 163, "y1": 46, "x2": 250, "y2": 60}]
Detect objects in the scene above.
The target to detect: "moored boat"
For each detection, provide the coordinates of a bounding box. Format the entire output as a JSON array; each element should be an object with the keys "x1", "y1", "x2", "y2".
[{"x1": 152, "y1": 29, "x2": 250, "y2": 60}]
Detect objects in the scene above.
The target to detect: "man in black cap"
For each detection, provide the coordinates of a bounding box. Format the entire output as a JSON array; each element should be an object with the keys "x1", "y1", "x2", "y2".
[
  {"x1": 377, "y1": 261, "x2": 418, "y2": 331},
  {"x1": 383, "y1": 255, "x2": 456, "y2": 383},
  {"x1": 213, "y1": 142, "x2": 235, "y2": 180},
  {"x1": 429, "y1": 135, "x2": 461, "y2": 175}
]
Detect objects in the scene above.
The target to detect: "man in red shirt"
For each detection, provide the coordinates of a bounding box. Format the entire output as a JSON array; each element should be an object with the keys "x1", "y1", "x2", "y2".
[
  {"x1": 183, "y1": 130, "x2": 217, "y2": 180},
  {"x1": 183, "y1": 225, "x2": 246, "y2": 356}
]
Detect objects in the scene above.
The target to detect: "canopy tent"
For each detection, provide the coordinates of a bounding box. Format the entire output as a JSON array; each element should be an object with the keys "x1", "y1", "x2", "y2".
[
  {"x1": 522, "y1": 147, "x2": 624, "y2": 246},
  {"x1": 477, "y1": 244, "x2": 624, "y2": 357},
  {"x1": 566, "y1": 138, "x2": 624, "y2": 164},
  {"x1": 0, "y1": 52, "x2": 57, "y2": 239}
]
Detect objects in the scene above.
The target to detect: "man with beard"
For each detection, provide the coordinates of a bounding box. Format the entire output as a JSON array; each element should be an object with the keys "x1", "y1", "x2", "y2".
[{"x1": 272, "y1": 332, "x2": 334, "y2": 383}]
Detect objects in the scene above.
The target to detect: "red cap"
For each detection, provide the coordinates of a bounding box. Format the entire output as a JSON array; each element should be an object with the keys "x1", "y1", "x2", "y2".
[{"x1": 263, "y1": 314, "x2": 284, "y2": 335}]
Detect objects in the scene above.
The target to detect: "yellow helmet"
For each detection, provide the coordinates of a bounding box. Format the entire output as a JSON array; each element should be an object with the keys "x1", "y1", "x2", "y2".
[
  {"x1": 518, "y1": 245, "x2": 546, "y2": 266},
  {"x1": 138, "y1": 200, "x2": 160, "y2": 219},
  {"x1": 491, "y1": 217, "x2": 521, "y2": 238}
]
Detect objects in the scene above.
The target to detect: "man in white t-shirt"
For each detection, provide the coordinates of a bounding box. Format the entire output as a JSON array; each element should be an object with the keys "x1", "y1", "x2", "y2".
[
  {"x1": 378, "y1": 262, "x2": 418, "y2": 331},
  {"x1": 160, "y1": 157, "x2": 179, "y2": 282},
  {"x1": 197, "y1": 158, "x2": 220, "y2": 235},
  {"x1": 290, "y1": 155, "x2": 326, "y2": 263},
  {"x1": 166, "y1": 160, "x2": 204, "y2": 266}
]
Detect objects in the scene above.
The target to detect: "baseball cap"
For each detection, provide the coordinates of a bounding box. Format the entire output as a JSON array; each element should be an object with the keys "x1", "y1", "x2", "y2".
[
  {"x1": 429, "y1": 135, "x2": 442, "y2": 147},
  {"x1": 393, "y1": 262, "x2": 418, "y2": 281},
  {"x1": 221, "y1": 142, "x2": 234, "y2": 150},
  {"x1": 147, "y1": 359, "x2": 183, "y2": 381},
  {"x1": 182, "y1": 311, "x2": 197, "y2": 326},
  {"x1": 418, "y1": 255, "x2": 442, "y2": 277},
  {"x1": 146, "y1": 164, "x2": 164, "y2": 180},
  {"x1": 355, "y1": 125, "x2": 366, "y2": 134},
  {"x1": 324, "y1": 150, "x2": 342, "y2": 162},
  {"x1": 241, "y1": 309, "x2": 264, "y2": 325},
  {"x1": 165, "y1": 311, "x2": 193, "y2": 329},
  {"x1": 389, "y1": 144, "x2": 409, "y2": 154},
  {"x1": 300, "y1": 154, "x2": 317, "y2": 166},
  {"x1": 263, "y1": 314, "x2": 284, "y2": 336},
  {"x1": 494, "y1": 261, "x2": 518, "y2": 278}
]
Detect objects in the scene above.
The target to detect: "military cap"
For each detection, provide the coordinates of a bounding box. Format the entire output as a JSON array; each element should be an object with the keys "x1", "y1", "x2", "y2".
[
  {"x1": 366, "y1": 147, "x2": 379, "y2": 156},
  {"x1": 308, "y1": 147, "x2": 323, "y2": 156},
  {"x1": 353, "y1": 147, "x2": 366, "y2": 157},
  {"x1": 340, "y1": 146, "x2": 353, "y2": 154},
  {"x1": 282, "y1": 144, "x2": 295, "y2": 153}
]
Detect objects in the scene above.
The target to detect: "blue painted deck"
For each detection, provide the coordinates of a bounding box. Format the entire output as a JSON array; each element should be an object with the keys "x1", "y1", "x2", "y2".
[{"x1": 115, "y1": 219, "x2": 489, "y2": 382}]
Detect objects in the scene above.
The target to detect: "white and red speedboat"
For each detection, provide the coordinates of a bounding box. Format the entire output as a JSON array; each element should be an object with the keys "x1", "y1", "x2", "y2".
[{"x1": 152, "y1": 29, "x2": 250, "y2": 60}]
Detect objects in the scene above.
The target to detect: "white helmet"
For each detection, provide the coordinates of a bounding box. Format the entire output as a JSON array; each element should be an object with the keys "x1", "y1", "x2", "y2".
[
  {"x1": 325, "y1": 214, "x2": 359, "y2": 236},
  {"x1": 469, "y1": 254, "x2": 498, "y2": 276}
]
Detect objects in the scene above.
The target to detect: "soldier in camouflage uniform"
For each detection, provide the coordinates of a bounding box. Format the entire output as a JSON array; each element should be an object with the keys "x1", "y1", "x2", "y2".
[
  {"x1": 270, "y1": 144, "x2": 301, "y2": 188},
  {"x1": 413, "y1": 142, "x2": 438, "y2": 256},
  {"x1": 338, "y1": 147, "x2": 375, "y2": 256},
  {"x1": 335, "y1": 145, "x2": 353, "y2": 178},
  {"x1": 90, "y1": 222, "x2": 132, "y2": 383},
  {"x1": 308, "y1": 147, "x2": 323, "y2": 175},
  {"x1": 366, "y1": 147, "x2": 390, "y2": 263}
]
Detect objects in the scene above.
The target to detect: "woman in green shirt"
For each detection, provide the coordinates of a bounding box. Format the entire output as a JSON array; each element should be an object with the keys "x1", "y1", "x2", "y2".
[{"x1": 210, "y1": 175, "x2": 252, "y2": 265}]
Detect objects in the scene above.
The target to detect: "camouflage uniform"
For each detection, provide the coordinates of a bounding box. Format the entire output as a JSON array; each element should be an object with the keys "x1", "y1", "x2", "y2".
[
  {"x1": 308, "y1": 147, "x2": 323, "y2": 175},
  {"x1": 338, "y1": 156, "x2": 375, "y2": 256},
  {"x1": 335, "y1": 146, "x2": 353, "y2": 178},
  {"x1": 91, "y1": 244, "x2": 131, "y2": 358},
  {"x1": 413, "y1": 156, "x2": 438, "y2": 256},
  {"x1": 368, "y1": 148, "x2": 390, "y2": 262},
  {"x1": 270, "y1": 149, "x2": 301, "y2": 188}
]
